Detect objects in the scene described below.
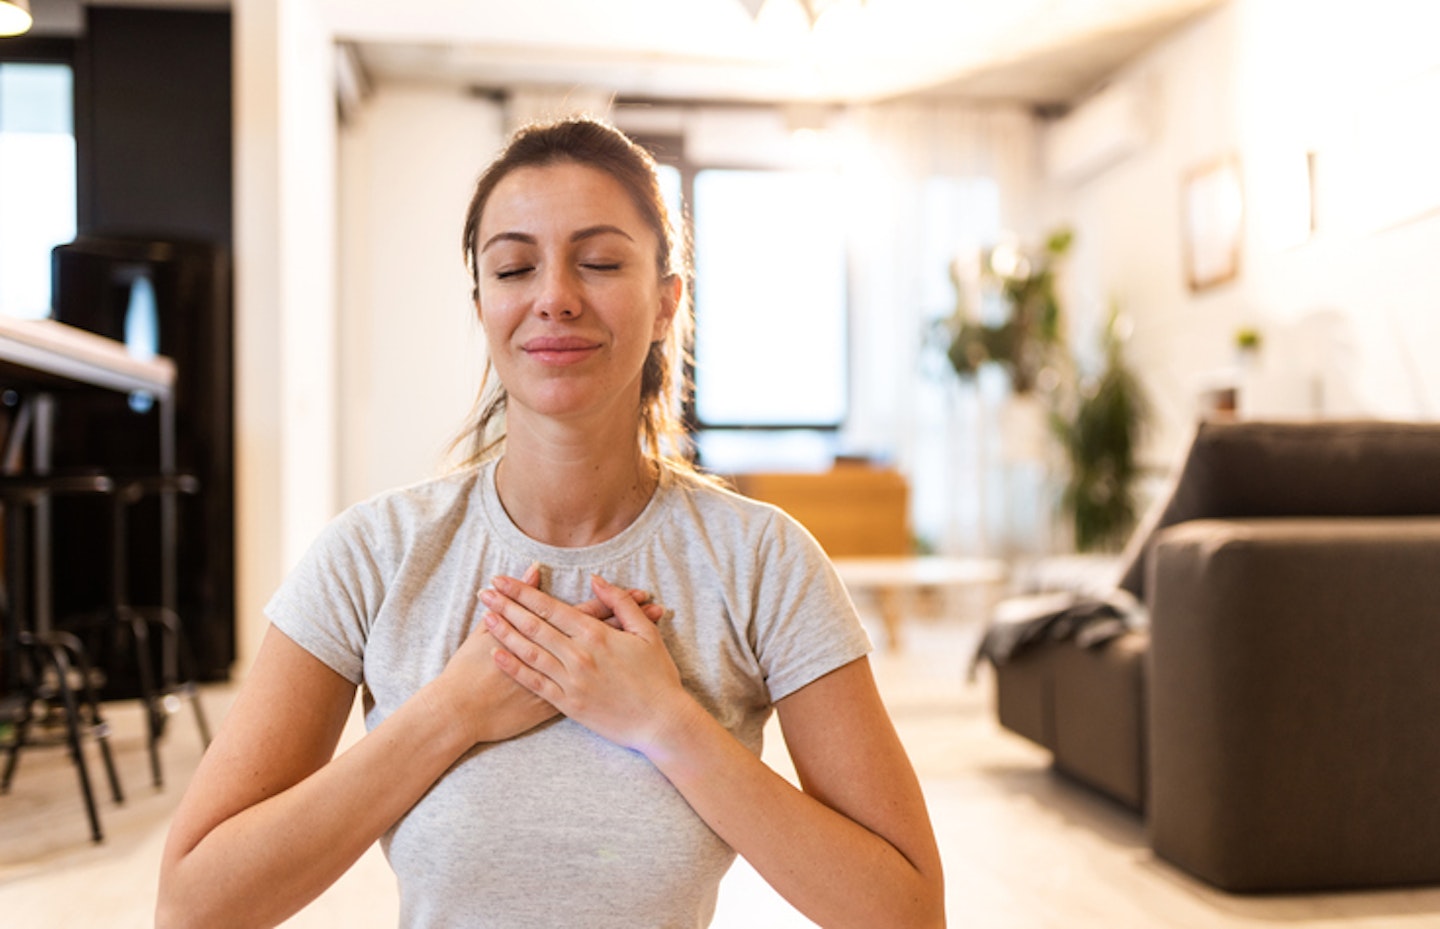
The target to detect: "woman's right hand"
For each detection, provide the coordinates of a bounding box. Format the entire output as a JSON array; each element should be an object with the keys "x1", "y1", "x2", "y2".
[{"x1": 431, "y1": 564, "x2": 666, "y2": 746}]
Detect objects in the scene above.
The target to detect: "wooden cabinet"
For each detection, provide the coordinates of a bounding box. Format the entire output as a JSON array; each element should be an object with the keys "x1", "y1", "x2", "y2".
[{"x1": 730, "y1": 466, "x2": 911, "y2": 557}]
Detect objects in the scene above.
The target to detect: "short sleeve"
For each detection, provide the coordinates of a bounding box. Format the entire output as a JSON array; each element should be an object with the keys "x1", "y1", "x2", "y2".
[
  {"x1": 751, "y1": 512, "x2": 873, "y2": 702},
  {"x1": 264, "y1": 504, "x2": 389, "y2": 685}
]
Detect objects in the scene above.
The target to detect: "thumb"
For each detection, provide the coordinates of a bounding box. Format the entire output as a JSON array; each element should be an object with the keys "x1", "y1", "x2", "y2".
[{"x1": 590, "y1": 574, "x2": 651, "y2": 635}]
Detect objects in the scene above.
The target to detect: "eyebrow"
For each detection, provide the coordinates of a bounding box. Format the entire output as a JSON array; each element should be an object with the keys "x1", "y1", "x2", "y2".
[{"x1": 480, "y1": 224, "x2": 636, "y2": 254}]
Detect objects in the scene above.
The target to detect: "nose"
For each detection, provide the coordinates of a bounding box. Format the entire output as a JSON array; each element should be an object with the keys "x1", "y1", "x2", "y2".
[{"x1": 534, "y1": 265, "x2": 581, "y2": 320}]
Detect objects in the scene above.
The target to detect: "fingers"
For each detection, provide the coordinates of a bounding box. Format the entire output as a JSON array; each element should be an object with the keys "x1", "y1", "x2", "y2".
[
  {"x1": 576, "y1": 589, "x2": 667, "y2": 627},
  {"x1": 574, "y1": 588, "x2": 647, "y2": 618},
  {"x1": 490, "y1": 644, "x2": 563, "y2": 703},
  {"x1": 479, "y1": 570, "x2": 666, "y2": 644},
  {"x1": 589, "y1": 575, "x2": 655, "y2": 636},
  {"x1": 481, "y1": 598, "x2": 569, "y2": 683},
  {"x1": 488, "y1": 575, "x2": 592, "y2": 639}
]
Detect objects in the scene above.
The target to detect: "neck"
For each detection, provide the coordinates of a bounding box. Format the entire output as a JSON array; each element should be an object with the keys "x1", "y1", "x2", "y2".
[{"x1": 494, "y1": 416, "x2": 658, "y2": 548}]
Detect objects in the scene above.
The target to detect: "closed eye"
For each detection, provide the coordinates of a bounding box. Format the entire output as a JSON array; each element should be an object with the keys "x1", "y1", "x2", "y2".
[
  {"x1": 494, "y1": 266, "x2": 533, "y2": 280},
  {"x1": 581, "y1": 262, "x2": 622, "y2": 272}
]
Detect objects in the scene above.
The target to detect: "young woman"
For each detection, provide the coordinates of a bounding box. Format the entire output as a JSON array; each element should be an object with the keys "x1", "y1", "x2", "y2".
[{"x1": 158, "y1": 117, "x2": 945, "y2": 929}]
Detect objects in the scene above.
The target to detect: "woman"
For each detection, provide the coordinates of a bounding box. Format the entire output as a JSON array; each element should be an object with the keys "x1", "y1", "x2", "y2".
[{"x1": 158, "y1": 117, "x2": 945, "y2": 929}]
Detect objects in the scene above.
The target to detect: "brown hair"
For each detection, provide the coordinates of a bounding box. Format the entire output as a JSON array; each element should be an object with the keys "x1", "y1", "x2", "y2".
[{"x1": 454, "y1": 116, "x2": 693, "y2": 469}]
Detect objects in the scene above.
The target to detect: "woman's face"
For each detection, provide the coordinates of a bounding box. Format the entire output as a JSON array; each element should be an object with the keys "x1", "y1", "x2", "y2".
[{"x1": 474, "y1": 161, "x2": 678, "y2": 431}]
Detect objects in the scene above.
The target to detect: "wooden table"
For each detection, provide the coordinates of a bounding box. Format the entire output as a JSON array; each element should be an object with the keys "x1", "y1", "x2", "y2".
[{"x1": 831, "y1": 555, "x2": 1008, "y2": 650}]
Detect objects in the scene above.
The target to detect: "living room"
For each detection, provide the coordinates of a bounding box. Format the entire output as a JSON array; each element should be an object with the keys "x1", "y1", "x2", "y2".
[{"x1": 3, "y1": 0, "x2": 1439, "y2": 925}]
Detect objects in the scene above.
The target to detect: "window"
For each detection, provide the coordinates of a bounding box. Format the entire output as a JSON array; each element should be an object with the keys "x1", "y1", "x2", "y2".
[
  {"x1": 0, "y1": 59, "x2": 76, "y2": 320},
  {"x1": 690, "y1": 168, "x2": 848, "y2": 431}
]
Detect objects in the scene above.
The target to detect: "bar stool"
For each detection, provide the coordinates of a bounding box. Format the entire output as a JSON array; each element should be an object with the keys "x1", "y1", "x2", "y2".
[
  {"x1": 0, "y1": 474, "x2": 126, "y2": 843},
  {"x1": 46, "y1": 471, "x2": 211, "y2": 788},
  {"x1": 100, "y1": 473, "x2": 211, "y2": 787}
]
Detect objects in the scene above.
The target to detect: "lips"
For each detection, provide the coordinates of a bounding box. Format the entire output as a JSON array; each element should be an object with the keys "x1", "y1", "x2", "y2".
[{"x1": 521, "y1": 335, "x2": 603, "y2": 365}]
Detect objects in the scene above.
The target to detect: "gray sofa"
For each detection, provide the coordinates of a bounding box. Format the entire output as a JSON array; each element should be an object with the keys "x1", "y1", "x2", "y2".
[{"x1": 988, "y1": 420, "x2": 1440, "y2": 892}]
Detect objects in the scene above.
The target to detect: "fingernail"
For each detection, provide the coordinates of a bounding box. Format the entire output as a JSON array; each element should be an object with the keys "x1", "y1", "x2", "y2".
[
  {"x1": 483, "y1": 612, "x2": 498, "y2": 629},
  {"x1": 479, "y1": 589, "x2": 499, "y2": 606},
  {"x1": 492, "y1": 576, "x2": 515, "y2": 594}
]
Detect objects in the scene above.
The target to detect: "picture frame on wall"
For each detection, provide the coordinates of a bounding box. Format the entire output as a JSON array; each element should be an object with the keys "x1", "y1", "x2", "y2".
[{"x1": 1182, "y1": 154, "x2": 1244, "y2": 291}]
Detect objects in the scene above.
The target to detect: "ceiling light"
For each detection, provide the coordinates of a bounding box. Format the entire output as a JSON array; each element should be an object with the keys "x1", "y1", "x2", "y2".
[
  {"x1": 0, "y1": 0, "x2": 33, "y2": 37},
  {"x1": 740, "y1": 0, "x2": 868, "y2": 31}
]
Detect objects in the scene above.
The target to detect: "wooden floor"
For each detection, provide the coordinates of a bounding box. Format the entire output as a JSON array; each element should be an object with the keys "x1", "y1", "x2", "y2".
[{"x1": 3, "y1": 615, "x2": 1440, "y2": 928}]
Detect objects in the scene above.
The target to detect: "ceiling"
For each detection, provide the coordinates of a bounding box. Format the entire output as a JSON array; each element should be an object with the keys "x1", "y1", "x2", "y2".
[
  {"x1": 24, "y1": 0, "x2": 1225, "y2": 109},
  {"x1": 346, "y1": 0, "x2": 1226, "y2": 109}
]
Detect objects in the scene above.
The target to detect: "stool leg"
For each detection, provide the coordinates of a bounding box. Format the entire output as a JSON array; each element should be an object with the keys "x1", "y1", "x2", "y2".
[
  {"x1": 90, "y1": 694, "x2": 125, "y2": 806},
  {"x1": 156, "y1": 607, "x2": 211, "y2": 748},
  {"x1": 112, "y1": 494, "x2": 167, "y2": 788},
  {"x1": 2, "y1": 680, "x2": 34, "y2": 792},
  {"x1": 63, "y1": 632, "x2": 125, "y2": 806},
  {"x1": 125, "y1": 611, "x2": 164, "y2": 788},
  {"x1": 43, "y1": 644, "x2": 105, "y2": 843}
]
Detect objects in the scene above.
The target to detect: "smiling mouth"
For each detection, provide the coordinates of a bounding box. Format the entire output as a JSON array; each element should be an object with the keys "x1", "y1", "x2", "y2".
[{"x1": 522, "y1": 336, "x2": 602, "y2": 365}]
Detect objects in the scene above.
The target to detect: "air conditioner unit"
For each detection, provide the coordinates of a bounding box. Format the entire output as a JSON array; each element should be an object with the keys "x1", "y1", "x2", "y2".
[{"x1": 1045, "y1": 77, "x2": 1154, "y2": 184}]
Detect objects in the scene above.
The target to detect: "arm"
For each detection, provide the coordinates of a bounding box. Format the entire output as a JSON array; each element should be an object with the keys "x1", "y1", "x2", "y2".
[
  {"x1": 483, "y1": 575, "x2": 945, "y2": 929},
  {"x1": 158, "y1": 571, "x2": 665, "y2": 929},
  {"x1": 656, "y1": 658, "x2": 945, "y2": 928},
  {"x1": 156, "y1": 626, "x2": 494, "y2": 929}
]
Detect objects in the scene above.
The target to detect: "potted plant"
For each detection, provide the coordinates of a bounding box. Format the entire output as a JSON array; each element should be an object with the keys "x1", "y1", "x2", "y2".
[
  {"x1": 1050, "y1": 307, "x2": 1151, "y2": 552},
  {"x1": 938, "y1": 227, "x2": 1073, "y2": 395}
]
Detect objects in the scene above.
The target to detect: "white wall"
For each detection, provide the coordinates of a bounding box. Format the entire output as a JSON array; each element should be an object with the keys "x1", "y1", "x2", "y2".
[
  {"x1": 337, "y1": 85, "x2": 503, "y2": 507},
  {"x1": 235, "y1": 7, "x2": 506, "y2": 671},
  {"x1": 1046, "y1": 0, "x2": 1440, "y2": 468},
  {"x1": 233, "y1": 0, "x2": 338, "y2": 669}
]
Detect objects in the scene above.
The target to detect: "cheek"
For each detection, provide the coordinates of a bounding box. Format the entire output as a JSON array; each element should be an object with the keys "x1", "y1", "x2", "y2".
[{"x1": 476, "y1": 291, "x2": 518, "y2": 336}]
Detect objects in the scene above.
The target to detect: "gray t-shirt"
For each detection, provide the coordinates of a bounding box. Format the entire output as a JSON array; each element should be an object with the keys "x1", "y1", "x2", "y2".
[{"x1": 266, "y1": 459, "x2": 872, "y2": 929}]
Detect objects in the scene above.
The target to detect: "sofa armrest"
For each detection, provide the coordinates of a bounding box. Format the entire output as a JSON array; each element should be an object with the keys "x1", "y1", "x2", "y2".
[{"x1": 1147, "y1": 516, "x2": 1440, "y2": 891}]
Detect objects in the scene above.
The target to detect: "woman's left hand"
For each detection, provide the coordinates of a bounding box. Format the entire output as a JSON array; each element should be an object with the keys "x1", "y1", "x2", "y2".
[{"x1": 479, "y1": 574, "x2": 697, "y2": 756}]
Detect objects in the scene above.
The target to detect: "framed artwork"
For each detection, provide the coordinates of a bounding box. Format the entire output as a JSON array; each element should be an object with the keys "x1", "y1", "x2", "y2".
[{"x1": 1182, "y1": 155, "x2": 1244, "y2": 291}]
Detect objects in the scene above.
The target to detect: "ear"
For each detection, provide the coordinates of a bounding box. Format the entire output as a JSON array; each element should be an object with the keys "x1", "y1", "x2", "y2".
[{"x1": 652, "y1": 274, "x2": 682, "y2": 342}]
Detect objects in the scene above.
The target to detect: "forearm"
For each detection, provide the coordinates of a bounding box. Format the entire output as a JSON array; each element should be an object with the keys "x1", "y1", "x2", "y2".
[
  {"x1": 157, "y1": 684, "x2": 471, "y2": 929},
  {"x1": 648, "y1": 701, "x2": 945, "y2": 929}
]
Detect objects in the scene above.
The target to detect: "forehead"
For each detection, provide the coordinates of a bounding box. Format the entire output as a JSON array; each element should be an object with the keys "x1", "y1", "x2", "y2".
[{"x1": 480, "y1": 161, "x2": 651, "y2": 241}]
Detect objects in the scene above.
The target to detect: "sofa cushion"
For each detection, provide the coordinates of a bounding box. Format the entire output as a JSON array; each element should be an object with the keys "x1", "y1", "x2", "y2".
[
  {"x1": 1147, "y1": 516, "x2": 1440, "y2": 891},
  {"x1": 992, "y1": 631, "x2": 1149, "y2": 813},
  {"x1": 1117, "y1": 420, "x2": 1440, "y2": 599}
]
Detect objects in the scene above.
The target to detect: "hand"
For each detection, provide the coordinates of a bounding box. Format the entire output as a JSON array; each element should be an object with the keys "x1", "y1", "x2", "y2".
[
  {"x1": 572, "y1": 585, "x2": 669, "y2": 628},
  {"x1": 433, "y1": 566, "x2": 669, "y2": 747},
  {"x1": 480, "y1": 573, "x2": 696, "y2": 756},
  {"x1": 432, "y1": 563, "x2": 558, "y2": 746}
]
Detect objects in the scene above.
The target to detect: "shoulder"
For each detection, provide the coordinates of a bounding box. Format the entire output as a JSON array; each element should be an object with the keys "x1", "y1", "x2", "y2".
[
  {"x1": 315, "y1": 467, "x2": 487, "y2": 563},
  {"x1": 662, "y1": 465, "x2": 779, "y2": 530},
  {"x1": 343, "y1": 467, "x2": 485, "y2": 532},
  {"x1": 659, "y1": 464, "x2": 826, "y2": 562}
]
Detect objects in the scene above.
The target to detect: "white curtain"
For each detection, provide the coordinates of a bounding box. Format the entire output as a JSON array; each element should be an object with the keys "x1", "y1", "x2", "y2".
[{"x1": 840, "y1": 101, "x2": 1052, "y2": 557}]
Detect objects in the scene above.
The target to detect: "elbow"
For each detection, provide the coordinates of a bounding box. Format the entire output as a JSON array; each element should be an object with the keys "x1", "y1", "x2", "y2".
[
  {"x1": 155, "y1": 894, "x2": 231, "y2": 929},
  {"x1": 916, "y1": 895, "x2": 947, "y2": 929},
  {"x1": 153, "y1": 901, "x2": 180, "y2": 929},
  {"x1": 154, "y1": 896, "x2": 185, "y2": 929},
  {"x1": 155, "y1": 861, "x2": 223, "y2": 929},
  {"x1": 154, "y1": 882, "x2": 196, "y2": 929},
  {"x1": 907, "y1": 868, "x2": 946, "y2": 929}
]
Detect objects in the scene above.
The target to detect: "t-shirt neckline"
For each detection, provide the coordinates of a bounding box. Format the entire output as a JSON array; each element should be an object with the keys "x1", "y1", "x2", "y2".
[{"x1": 478, "y1": 457, "x2": 673, "y2": 567}]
